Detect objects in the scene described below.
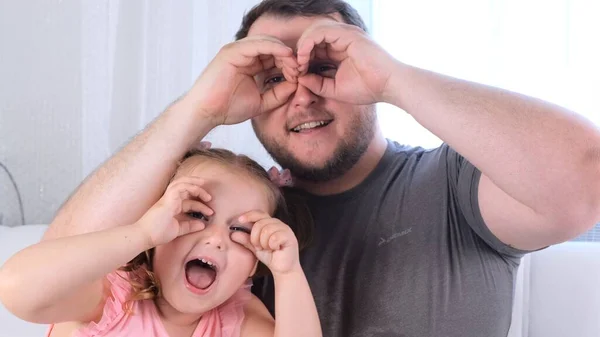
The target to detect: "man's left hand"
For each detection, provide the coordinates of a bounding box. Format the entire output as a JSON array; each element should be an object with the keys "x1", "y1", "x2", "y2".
[{"x1": 296, "y1": 20, "x2": 399, "y2": 105}]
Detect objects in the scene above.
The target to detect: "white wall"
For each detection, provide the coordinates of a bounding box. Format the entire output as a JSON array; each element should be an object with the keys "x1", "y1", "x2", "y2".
[
  {"x1": 0, "y1": 0, "x2": 83, "y2": 226},
  {"x1": 0, "y1": 0, "x2": 374, "y2": 226},
  {"x1": 0, "y1": 1, "x2": 269, "y2": 226}
]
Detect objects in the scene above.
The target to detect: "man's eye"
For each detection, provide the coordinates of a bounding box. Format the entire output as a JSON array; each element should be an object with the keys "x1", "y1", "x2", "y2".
[
  {"x1": 230, "y1": 225, "x2": 251, "y2": 235},
  {"x1": 187, "y1": 212, "x2": 207, "y2": 221},
  {"x1": 264, "y1": 75, "x2": 286, "y2": 85},
  {"x1": 310, "y1": 64, "x2": 337, "y2": 77}
]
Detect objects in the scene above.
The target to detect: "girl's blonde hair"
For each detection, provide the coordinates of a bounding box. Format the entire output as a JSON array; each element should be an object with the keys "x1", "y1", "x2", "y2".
[{"x1": 117, "y1": 148, "x2": 312, "y2": 308}]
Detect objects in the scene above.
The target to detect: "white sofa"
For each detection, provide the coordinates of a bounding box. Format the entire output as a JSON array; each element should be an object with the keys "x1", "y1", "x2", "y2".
[
  {"x1": 1, "y1": 225, "x2": 599, "y2": 337},
  {"x1": 508, "y1": 242, "x2": 600, "y2": 337},
  {"x1": 0, "y1": 225, "x2": 49, "y2": 337}
]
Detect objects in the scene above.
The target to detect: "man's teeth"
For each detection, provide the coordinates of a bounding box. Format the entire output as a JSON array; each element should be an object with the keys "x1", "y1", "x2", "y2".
[{"x1": 292, "y1": 121, "x2": 328, "y2": 132}]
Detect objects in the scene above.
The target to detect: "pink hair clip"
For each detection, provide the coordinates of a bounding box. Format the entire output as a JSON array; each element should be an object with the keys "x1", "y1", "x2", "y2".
[{"x1": 268, "y1": 166, "x2": 294, "y2": 187}]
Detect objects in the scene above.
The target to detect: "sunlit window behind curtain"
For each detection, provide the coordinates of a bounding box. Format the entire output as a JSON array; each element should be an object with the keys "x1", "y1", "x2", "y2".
[
  {"x1": 370, "y1": 0, "x2": 600, "y2": 241},
  {"x1": 372, "y1": 0, "x2": 600, "y2": 147}
]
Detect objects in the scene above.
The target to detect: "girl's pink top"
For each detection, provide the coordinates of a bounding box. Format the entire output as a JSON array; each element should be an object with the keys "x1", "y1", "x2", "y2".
[{"x1": 46, "y1": 271, "x2": 251, "y2": 337}]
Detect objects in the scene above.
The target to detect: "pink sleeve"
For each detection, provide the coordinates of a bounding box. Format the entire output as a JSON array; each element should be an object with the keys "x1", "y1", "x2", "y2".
[{"x1": 72, "y1": 271, "x2": 132, "y2": 337}]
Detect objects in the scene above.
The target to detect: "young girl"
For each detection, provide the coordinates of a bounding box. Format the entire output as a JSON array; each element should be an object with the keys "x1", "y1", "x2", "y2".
[{"x1": 0, "y1": 148, "x2": 321, "y2": 337}]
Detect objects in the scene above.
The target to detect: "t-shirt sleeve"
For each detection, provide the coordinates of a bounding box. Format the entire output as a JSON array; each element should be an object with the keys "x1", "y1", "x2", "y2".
[
  {"x1": 76, "y1": 271, "x2": 131, "y2": 336},
  {"x1": 444, "y1": 144, "x2": 532, "y2": 258}
]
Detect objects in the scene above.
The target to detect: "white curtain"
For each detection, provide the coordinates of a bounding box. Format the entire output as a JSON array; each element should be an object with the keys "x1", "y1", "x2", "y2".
[
  {"x1": 0, "y1": 0, "x2": 372, "y2": 226},
  {"x1": 372, "y1": 0, "x2": 600, "y2": 149},
  {"x1": 1, "y1": 1, "x2": 595, "y2": 335},
  {"x1": 80, "y1": 0, "x2": 275, "y2": 178}
]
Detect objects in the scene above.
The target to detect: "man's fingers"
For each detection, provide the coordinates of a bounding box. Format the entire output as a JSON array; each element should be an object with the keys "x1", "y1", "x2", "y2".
[
  {"x1": 298, "y1": 73, "x2": 336, "y2": 99},
  {"x1": 313, "y1": 43, "x2": 329, "y2": 62},
  {"x1": 260, "y1": 81, "x2": 297, "y2": 113},
  {"x1": 297, "y1": 23, "x2": 353, "y2": 67},
  {"x1": 225, "y1": 37, "x2": 299, "y2": 80},
  {"x1": 234, "y1": 38, "x2": 295, "y2": 62},
  {"x1": 281, "y1": 65, "x2": 298, "y2": 84},
  {"x1": 258, "y1": 56, "x2": 298, "y2": 84}
]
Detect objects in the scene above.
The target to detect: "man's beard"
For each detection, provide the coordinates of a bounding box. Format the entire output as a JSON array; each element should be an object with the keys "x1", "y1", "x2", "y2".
[{"x1": 253, "y1": 106, "x2": 377, "y2": 183}]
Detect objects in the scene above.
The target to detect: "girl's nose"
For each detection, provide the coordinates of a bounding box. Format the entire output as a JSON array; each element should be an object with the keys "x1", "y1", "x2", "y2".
[
  {"x1": 201, "y1": 225, "x2": 228, "y2": 251},
  {"x1": 203, "y1": 235, "x2": 223, "y2": 250}
]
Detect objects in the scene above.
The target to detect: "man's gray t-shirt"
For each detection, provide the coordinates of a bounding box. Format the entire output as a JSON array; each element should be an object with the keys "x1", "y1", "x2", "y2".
[{"x1": 253, "y1": 140, "x2": 529, "y2": 337}]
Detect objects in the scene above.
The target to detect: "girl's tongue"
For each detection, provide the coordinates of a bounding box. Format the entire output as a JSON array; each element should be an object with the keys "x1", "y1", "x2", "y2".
[{"x1": 185, "y1": 260, "x2": 217, "y2": 289}]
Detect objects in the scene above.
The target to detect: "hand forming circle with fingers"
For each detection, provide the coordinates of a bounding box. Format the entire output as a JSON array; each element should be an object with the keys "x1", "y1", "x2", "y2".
[{"x1": 186, "y1": 35, "x2": 301, "y2": 126}]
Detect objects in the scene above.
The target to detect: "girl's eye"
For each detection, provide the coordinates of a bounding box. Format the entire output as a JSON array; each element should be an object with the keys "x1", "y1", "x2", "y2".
[
  {"x1": 187, "y1": 212, "x2": 207, "y2": 221},
  {"x1": 230, "y1": 225, "x2": 251, "y2": 235}
]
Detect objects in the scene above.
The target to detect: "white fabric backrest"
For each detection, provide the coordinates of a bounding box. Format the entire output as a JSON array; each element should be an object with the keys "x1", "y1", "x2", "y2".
[
  {"x1": 0, "y1": 225, "x2": 49, "y2": 337},
  {"x1": 527, "y1": 242, "x2": 600, "y2": 337}
]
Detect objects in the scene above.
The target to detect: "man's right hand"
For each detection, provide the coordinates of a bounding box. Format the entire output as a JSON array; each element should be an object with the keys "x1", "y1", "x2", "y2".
[{"x1": 185, "y1": 35, "x2": 300, "y2": 126}]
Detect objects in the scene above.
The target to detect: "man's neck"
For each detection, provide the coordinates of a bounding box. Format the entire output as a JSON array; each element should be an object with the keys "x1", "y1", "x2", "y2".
[{"x1": 295, "y1": 134, "x2": 388, "y2": 196}]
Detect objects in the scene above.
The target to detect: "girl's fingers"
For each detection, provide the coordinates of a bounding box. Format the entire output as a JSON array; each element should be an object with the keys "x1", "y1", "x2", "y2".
[
  {"x1": 267, "y1": 230, "x2": 288, "y2": 251},
  {"x1": 258, "y1": 221, "x2": 281, "y2": 249},
  {"x1": 250, "y1": 219, "x2": 269, "y2": 249},
  {"x1": 238, "y1": 210, "x2": 271, "y2": 224},
  {"x1": 177, "y1": 219, "x2": 206, "y2": 237},
  {"x1": 230, "y1": 231, "x2": 256, "y2": 253},
  {"x1": 181, "y1": 200, "x2": 214, "y2": 216}
]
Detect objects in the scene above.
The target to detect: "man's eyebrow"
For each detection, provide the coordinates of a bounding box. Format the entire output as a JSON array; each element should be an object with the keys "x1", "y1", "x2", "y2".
[{"x1": 260, "y1": 67, "x2": 283, "y2": 76}]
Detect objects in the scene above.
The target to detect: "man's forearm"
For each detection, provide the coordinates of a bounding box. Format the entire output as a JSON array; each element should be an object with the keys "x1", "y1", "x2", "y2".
[
  {"x1": 386, "y1": 63, "x2": 600, "y2": 222},
  {"x1": 44, "y1": 98, "x2": 216, "y2": 240}
]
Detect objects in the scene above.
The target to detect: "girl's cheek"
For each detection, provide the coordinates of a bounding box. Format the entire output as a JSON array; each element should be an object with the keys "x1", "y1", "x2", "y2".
[{"x1": 233, "y1": 247, "x2": 257, "y2": 268}]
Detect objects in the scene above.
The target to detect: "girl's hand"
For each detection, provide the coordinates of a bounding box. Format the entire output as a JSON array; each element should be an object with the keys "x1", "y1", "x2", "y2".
[
  {"x1": 136, "y1": 177, "x2": 214, "y2": 247},
  {"x1": 232, "y1": 211, "x2": 300, "y2": 275}
]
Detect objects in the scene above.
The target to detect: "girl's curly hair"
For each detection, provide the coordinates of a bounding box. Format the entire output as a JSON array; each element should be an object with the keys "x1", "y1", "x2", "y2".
[{"x1": 117, "y1": 147, "x2": 313, "y2": 308}]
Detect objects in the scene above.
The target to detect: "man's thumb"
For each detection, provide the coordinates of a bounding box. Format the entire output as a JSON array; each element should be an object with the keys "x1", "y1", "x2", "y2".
[
  {"x1": 260, "y1": 82, "x2": 297, "y2": 112},
  {"x1": 298, "y1": 74, "x2": 335, "y2": 98}
]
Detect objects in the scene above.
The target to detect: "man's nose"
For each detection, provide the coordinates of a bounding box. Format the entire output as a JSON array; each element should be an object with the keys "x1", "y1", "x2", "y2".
[{"x1": 290, "y1": 83, "x2": 318, "y2": 110}]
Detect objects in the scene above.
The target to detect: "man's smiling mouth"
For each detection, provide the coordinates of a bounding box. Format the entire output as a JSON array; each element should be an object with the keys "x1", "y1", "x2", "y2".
[{"x1": 290, "y1": 120, "x2": 332, "y2": 132}]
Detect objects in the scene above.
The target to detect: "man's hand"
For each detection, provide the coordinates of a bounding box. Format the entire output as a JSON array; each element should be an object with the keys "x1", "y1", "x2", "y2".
[
  {"x1": 295, "y1": 20, "x2": 399, "y2": 105},
  {"x1": 186, "y1": 35, "x2": 300, "y2": 126}
]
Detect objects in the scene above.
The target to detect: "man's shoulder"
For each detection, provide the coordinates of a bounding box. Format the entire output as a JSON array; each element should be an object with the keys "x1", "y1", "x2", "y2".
[{"x1": 383, "y1": 140, "x2": 450, "y2": 172}]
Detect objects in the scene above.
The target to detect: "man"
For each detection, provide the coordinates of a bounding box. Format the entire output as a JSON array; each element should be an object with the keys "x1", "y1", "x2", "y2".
[{"x1": 44, "y1": 1, "x2": 600, "y2": 336}]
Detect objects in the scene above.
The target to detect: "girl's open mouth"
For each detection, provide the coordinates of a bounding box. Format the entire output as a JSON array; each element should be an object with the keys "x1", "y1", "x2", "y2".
[{"x1": 184, "y1": 258, "x2": 218, "y2": 292}]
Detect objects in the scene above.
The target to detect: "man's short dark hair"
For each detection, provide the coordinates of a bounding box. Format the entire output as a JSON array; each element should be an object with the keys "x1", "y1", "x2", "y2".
[{"x1": 235, "y1": 0, "x2": 367, "y2": 40}]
